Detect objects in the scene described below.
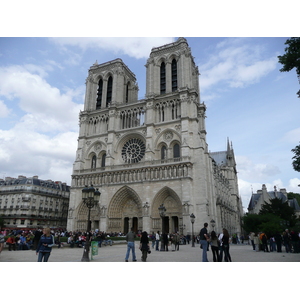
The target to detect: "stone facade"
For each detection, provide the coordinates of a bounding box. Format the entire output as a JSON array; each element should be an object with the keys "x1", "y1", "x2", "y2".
[
  {"x1": 68, "y1": 38, "x2": 243, "y2": 235},
  {"x1": 0, "y1": 175, "x2": 70, "y2": 229}
]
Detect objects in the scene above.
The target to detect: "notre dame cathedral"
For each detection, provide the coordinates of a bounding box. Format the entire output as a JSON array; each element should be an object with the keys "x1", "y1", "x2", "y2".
[{"x1": 67, "y1": 37, "x2": 243, "y2": 236}]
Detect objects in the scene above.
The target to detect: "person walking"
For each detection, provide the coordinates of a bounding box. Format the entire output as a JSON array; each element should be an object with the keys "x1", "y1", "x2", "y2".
[
  {"x1": 210, "y1": 231, "x2": 220, "y2": 262},
  {"x1": 36, "y1": 228, "x2": 55, "y2": 262},
  {"x1": 253, "y1": 232, "x2": 260, "y2": 252},
  {"x1": 155, "y1": 231, "x2": 160, "y2": 251},
  {"x1": 140, "y1": 231, "x2": 150, "y2": 262},
  {"x1": 222, "y1": 228, "x2": 232, "y2": 262},
  {"x1": 125, "y1": 227, "x2": 137, "y2": 262},
  {"x1": 199, "y1": 223, "x2": 209, "y2": 262}
]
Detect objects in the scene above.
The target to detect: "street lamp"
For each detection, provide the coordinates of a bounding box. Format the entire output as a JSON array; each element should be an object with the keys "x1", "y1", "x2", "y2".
[
  {"x1": 158, "y1": 204, "x2": 166, "y2": 251},
  {"x1": 210, "y1": 219, "x2": 216, "y2": 232},
  {"x1": 190, "y1": 213, "x2": 195, "y2": 247},
  {"x1": 81, "y1": 184, "x2": 101, "y2": 262}
]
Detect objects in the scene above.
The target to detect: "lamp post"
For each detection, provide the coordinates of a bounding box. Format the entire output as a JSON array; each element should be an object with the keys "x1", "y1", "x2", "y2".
[
  {"x1": 210, "y1": 219, "x2": 216, "y2": 232},
  {"x1": 158, "y1": 204, "x2": 166, "y2": 251},
  {"x1": 190, "y1": 213, "x2": 195, "y2": 247},
  {"x1": 81, "y1": 184, "x2": 101, "y2": 262}
]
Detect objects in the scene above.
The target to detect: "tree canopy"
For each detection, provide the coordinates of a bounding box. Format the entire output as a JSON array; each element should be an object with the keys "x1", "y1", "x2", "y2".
[
  {"x1": 278, "y1": 37, "x2": 300, "y2": 97},
  {"x1": 291, "y1": 143, "x2": 300, "y2": 172},
  {"x1": 242, "y1": 197, "x2": 298, "y2": 236}
]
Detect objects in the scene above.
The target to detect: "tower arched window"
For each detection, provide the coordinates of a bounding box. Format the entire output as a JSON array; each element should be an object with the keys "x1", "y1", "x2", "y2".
[
  {"x1": 91, "y1": 155, "x2": 97, "y2": 169},
  {"x1": 160, "y1": 62, "x2": 166, "y2": 94},
  {"x1": 101, "y1": 153, "x2": 106, "y2": 168},
  {"x1": 96, "y1": 79, "x2": 103, "y2": 109},
  {"x1": 173, "y1": 143, "x2": 180, "y2": 160},
  {"x1": 126, "y1": 82, "x2": 129, "y2": 103},
  {"x1": 106, "y1": 76, "x2": 113, "y2": 107},
  {"x1": 171, "y1": 59, "x2": 177, "y2": 92},
  {"x1": 161, "y1": 146, "x2": 167, "y2": 160}
]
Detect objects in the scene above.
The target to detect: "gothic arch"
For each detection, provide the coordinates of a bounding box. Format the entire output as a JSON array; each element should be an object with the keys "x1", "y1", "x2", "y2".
[
  {"x1": 76, "y1": 200, "x2": 100, "y2": 231},
  {"x1": 151, "y1": 186, "x2": 182, "y2": 218},
  {"x1": 154, "y1": 128, "x2": 181, "y2": 150},
  {"x1": 107, "y1": 186, "x2": 143, "y2": 232}
]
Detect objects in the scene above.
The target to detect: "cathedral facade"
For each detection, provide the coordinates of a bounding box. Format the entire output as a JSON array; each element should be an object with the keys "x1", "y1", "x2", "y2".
[{"x1": 67, "y1": 38, "x2": 243, "y2": 236}]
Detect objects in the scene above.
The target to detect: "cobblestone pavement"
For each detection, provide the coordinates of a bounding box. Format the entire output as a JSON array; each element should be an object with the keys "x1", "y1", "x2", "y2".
[{"x1": 1, "y1": 242, "x2": 300, "y2": 262}]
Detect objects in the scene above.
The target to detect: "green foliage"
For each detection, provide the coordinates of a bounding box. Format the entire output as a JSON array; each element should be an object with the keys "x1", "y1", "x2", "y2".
[
  {"x1": 278, "y1": 37, "x2": 300, "y2": 98},
  {"x1": 259, "y1": 197, "x2": 297, "y2": 227},
  {"x1": 291, "y1": 143, "x2": 300, "y2": 172},
  {"x1": 288, "y1": 192, "x2": 300, "y2": 206},
  {"x1": 243, "y1": 197, "x2": 298, "y2": 235}
]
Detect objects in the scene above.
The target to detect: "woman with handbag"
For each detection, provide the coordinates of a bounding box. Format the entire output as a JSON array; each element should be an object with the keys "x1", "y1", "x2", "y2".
[{"x1": 210, "y1": 231, "x2": 220, "y2": 262}]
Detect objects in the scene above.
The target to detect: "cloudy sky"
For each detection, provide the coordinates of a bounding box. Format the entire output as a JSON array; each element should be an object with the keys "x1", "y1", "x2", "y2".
[{"x1": 1, "y1": 36, "x2": 299, "y2": 211}]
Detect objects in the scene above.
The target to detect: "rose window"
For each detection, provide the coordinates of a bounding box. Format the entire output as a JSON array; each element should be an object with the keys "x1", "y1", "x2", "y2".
[{"x1": 122, "y1": 138, "x2": 145, "y2": 163}]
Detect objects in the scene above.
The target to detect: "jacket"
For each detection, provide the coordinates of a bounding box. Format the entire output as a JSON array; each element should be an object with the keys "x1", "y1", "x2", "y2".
[
  {"x1": 126, "y1": 231, "x2": 136, "y2": 242},
  {"x1": 36, "y1": 235, "x2": 55, "y2": 253}
]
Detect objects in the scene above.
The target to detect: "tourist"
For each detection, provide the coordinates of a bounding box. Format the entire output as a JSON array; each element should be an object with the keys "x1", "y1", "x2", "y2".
[
  {"x1": 125, "y1": 227, "x2": 137, "y2": 262},
  {"x1": 274, "y1": 232, "x2": 282, "y2": 252},
  {"x1": 140, "y1": 231, "x2": 150, "y2": 262},
  {"x1": 222, "y1": 228, "x2": 232, "y2": 262},
  {"x1": 199, "y1": 222, "x2": 209, "y2": 262},
  {"x1": 283, "y1": 230, "x2": 291, "y2": 253},
  {"x1": 155, "y1": 231, "x2": 160, "y2": 251},
  {"x1": 36, "y1": 228, "x2": 55, "y2": 262},
  {"x1": 0, "y1": 231, "x2": 5, "y2": 254},
  {"x1": 253, "y1": 232, "x2": 260, "y2": 252},
  {"x1": 210, "y1": 231, "x2": 220, "y2": 262},
  {"x1": 6, "y1": 235, "x2": 16, "y2": 251},
  {"x1": 249, "y1": 232, "x2": 255, "y2": 250},
  {"x1": 151, "y1": 232, "x2": 156, "y2": 249}
]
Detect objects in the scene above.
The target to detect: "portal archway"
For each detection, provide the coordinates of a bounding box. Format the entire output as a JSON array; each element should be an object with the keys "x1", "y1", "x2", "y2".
[
  {"x1": 152, "y1": 187, "x2": 182, "y2": 233},
  {"x1": 107, "y1": 186, "x2": 142, "y2": 233}
]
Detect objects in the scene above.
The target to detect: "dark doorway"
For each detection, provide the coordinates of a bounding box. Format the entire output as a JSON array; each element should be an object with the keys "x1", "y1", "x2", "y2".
[
  {"x1": 124, "y1": 217, "x2": 129, "y2": 234},
  {"x1": 132, "y1": 217, "x2": 138, "y2": 233},
  {"x1": 172, "y1": 216, "x2": 179, "y2": 233},
  {"x1": 162, "y1": 216, "x2": 169, "y2": 233}
]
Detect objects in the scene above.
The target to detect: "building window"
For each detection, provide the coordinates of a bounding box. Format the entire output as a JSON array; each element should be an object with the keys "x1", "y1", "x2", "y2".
[
  {"x1": 106, "y1": 76, "x2": 113, "y2": 107},
  {"x1": 101, "y1": 153, "x2": 106, "y2": 168},
  {"x1": 172, "y1": 59, "x2": 177, "y2": 92},
  {"x1": 126, "y1": 82, "x2": 129, "y2": 103},
  {"x1": 173, "y1": 143, "x2": 180, "y2": 159},
  {"x1": 96, "y1": 79, "x2": 103, "y2": 109},
  {"x1": 91, "y1": 155, "x2": 97, "y2": 169},
  {"x1": 160, "y1": 62, "x2": 166, "y2": 94},
  {"x1": 161, "y1": 146, "x2": 167, "y2": 160}
]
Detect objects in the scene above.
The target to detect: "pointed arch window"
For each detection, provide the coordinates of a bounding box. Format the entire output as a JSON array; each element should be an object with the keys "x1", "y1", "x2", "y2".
[
  {"x1": 160, "y1": 62, "x2": 166, "y2": 94},
  {"x1": 96, "y1": 79, "x2": 103, "y2": 109},
  {"x1": 106, "y1": 76, "x2": 113, "y2": 107},
  {"x1": 126, "y1": 82, "x2": 129, "y2": 103},
  {"x1": 161, "y1": 146, "x2": 167, "y2": 160},
  {"x1": 101, "y1": 153, "x2": 106, "y2": 168},
  {"x1": 91, "y1": 155, "x2": 97, "y2": 169},
  {"x1": 173, "y1": 143, "x2": 180, "y2": 160},
  {"x1": 171, "y1": 59, "x2": 177, "y2": 92}
]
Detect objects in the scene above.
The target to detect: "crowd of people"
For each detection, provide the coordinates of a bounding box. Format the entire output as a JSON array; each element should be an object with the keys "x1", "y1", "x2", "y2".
[
  {"x1": 1, "y1": 226, "x2": 300, "y2": 262},
  {"x1": 248, "y1": 229, "x2": 300, "y2": 254}
]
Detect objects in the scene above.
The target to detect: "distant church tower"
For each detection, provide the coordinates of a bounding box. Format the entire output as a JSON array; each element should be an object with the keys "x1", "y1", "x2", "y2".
[{"x1": 68, "y1": 38, "x2": 243, "y2": 235}]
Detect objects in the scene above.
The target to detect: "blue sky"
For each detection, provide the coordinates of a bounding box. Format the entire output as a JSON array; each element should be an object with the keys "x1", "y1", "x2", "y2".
[{"x1": 1, "y1": 36, "x2": 299, "y2": 211}]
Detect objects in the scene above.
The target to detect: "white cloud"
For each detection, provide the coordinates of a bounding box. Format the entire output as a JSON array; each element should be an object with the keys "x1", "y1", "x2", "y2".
[
  {"x1": 199, "y1": 38, "x2": 277, "y2": 94},
  {"x1": 0, "y1": 100, "x2": 10, "y2": 117},
  {"x1": 49, "y1": 37, "x2": 175, "y2": 60},
  {"x1": 0, "y1": 65, "x2": 83, "y2": 132}
]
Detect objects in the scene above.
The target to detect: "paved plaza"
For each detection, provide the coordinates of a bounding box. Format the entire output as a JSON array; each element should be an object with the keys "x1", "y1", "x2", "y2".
[{"x1": 1, "y1": 242, "x2": 300, "y2": 262}]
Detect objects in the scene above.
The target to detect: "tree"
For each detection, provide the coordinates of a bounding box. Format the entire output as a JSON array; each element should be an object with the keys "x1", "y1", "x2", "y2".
[
  {"x1": 278, "y1": 37, "x2": 300, "y2": 98},
  {"x1": 291, "y1": 143, "x2": 300, "y2": 172},
  {"x1": 288, "y1": 191, "x2": 300, "y2": 206},
  {"x1": 259, "y1": 197, "x2": 297, "y2": 227}
]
